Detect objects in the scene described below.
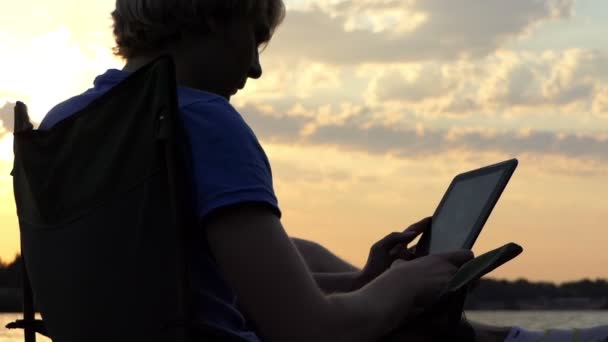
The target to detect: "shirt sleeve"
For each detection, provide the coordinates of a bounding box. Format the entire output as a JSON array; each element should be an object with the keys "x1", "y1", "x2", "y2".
[{"x1": 180, "y1": 98, "x2": 281, "y2": 221}]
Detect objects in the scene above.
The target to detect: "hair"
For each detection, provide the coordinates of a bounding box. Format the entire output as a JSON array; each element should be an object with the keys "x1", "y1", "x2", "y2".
[{"x1": 111, "y1": 0, "x2": 286, "y2": 60}]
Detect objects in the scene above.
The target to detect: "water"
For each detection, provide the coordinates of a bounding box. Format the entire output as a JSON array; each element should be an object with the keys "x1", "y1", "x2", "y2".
[
  {"x1": 1, "y1": 311, "x2": 607, "y2": 341},
  {"x1": 466, "y1": 311, "x2": 608, "y2": 330}
]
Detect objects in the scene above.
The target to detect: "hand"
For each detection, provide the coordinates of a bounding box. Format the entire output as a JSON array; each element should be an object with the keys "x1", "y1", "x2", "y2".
[
  {"x1": 388, "y1": 250, "x2": 474, "y2": 320},
  {"x1": 358, "y1": 217, "x2": 431, "y2": 286}
]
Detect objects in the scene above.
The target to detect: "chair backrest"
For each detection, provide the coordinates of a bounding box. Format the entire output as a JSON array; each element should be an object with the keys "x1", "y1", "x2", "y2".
[{"x1": 12, "y1": 56, "x2": 192, "y2": 342}]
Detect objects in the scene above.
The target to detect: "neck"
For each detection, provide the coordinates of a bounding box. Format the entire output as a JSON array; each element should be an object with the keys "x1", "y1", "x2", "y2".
[
  {"x1": 122, "y1": 55, "x2": 159, "y2": 73},
  {"x1": 121, "y1": 49, "x2": 231, "y2": 101}
]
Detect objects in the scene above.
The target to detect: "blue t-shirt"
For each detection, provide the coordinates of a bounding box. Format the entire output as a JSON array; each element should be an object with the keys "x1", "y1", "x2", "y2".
[{"x1": 40, "y1": 69, "x2": 281, "y2": 341}]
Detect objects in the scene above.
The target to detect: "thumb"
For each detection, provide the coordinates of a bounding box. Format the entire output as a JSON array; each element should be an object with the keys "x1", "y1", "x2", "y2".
[
  {"x1": 435, "y1": 250, "x2": 474, "y2": 267},
  {"x1": 404, "y1": 216, "x2": 432, "y2": 234}
]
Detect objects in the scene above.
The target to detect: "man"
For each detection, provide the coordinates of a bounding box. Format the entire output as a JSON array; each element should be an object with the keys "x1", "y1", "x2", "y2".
[{"x1": 43, "y1": 1, "x2": 606, "y2": 341}]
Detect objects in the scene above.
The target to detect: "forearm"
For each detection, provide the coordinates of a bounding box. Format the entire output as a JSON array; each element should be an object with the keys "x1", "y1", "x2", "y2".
[
  {"x1": 323, "y1": 291, "x2": 385, "y2": 342},
  {"x1": 323, "y1": 268, "x2": 427, "y2": 341},
  {"x1": 313, "y1": 271, "x2": 365, "y2": 294},
  {"x1": 340, "y1": 266, "x2": 435, "y2": 337},
  {"x1": 206, "y1": 208, "x2": 425, "y2": 341}
]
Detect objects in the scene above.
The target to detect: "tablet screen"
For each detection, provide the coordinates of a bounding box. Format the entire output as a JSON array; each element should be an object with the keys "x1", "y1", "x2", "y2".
[{"x1": 429, "y1": 169, "x2": 506, "y2": 253}]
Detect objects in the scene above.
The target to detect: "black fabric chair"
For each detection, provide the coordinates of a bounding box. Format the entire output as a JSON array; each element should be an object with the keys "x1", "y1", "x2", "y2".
[{"x1": 6, "y1": 56, "x2": 245, "y2": 342}]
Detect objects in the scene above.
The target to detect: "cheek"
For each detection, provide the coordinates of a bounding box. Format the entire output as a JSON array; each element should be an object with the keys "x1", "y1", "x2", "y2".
[
  {"x1": 225, "y1": 26, "x2": 256, "y2": 77},
  {"x1": 234, "y1": 48, "x2": 255, "y2": 77},
  {"x1": 233, "y1": 31, "x2": 256, "y2": 65}
]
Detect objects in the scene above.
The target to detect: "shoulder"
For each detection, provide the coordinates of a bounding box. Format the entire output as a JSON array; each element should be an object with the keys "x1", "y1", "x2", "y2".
[
  {"x1": 40, "y1": 69, "x2": 126, "y2": 130},
  {"x1": 39, "y1": 89, "x2": 99, "y2": 130},
  {"x1": 177, "y1": 96, "x2": 280, "y2": 220},
  {"x1": 180, "y1": 95, "x2": 252, "y2": 133},
  {"x1": 179, "y1": 96, "x2": 265, "y2": 160}
]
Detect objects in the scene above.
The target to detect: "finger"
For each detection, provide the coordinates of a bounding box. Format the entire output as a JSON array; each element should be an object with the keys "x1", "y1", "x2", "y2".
[
  {"x1": 397, "y1": 248, "x2": 416, "y2": 261},
  {"x1": 380, "y1": 230, "x2": 420, "y2": 249},
  {"x1": 434, "y1": 249, "x2": 474, "y2": 267},
  {"x1": 400, "y1": 248, "x2": 416, "y2": 261},
  {"x1": 379, "y1": 217, "x2": 430, "y2": 250},
  {"x1": 403, "y1": 216, "x2": 432, "y2": 234},
  {"x1": 388, "y1": 244, "x2": 415, "y2": 260},
  {"x1": 388, "y1": 244, "x2": 401, "y2": 256}
]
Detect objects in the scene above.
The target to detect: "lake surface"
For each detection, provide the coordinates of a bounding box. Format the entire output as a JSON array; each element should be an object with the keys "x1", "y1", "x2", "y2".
[
  {"x1": 1, "y1": 311, "x2": 607, "y2": 341},
  {"x1": 466, "y1": 311, "x2": 608, "y2": 330}
]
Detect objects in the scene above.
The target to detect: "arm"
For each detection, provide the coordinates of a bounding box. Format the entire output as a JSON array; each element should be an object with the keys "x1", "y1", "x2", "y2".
[
  {"x1": 291, "y1": 237, "x2": 359, "y2": 273},
  {"x1": 205, "y1": 204, "x2": 472, "y2": 341},
  {"x1": 309, "y1": 218, "x2": 432, "y2": 294},
  {"x1": 205, "y1": 204, "x2": 375, "y2": 341},
  {"x1": 311, "y1": 272, "x2": 363, "y2": 294},
  {"x1": 291, "y1": 238, "x2": 364, "y2": 293}
]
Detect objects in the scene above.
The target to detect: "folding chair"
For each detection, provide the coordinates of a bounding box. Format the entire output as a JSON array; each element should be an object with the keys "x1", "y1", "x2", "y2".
[{"x1": 6, "y1": 56, "x2": 245, "y2": 341}]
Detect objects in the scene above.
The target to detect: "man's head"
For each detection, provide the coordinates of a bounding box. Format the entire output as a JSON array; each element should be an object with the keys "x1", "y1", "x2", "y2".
[{"x1": 112, "y1": 0, "x2": 285, "y2": 100}]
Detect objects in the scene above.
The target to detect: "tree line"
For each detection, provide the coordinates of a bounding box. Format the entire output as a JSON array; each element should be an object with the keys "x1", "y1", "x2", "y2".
[
  {"x1": 1, "y1": 256, "x2": 607, "y2": 311},
  {"x1": 465, "y1": 278, "x2": 608, "y2": 309},
  {"x1": 0, "y1": 255, "x2": 21, "y2": 288}
]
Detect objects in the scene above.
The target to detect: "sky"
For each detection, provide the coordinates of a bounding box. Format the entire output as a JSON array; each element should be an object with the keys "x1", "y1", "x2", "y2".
[{"x1": 0, "y1": 0, "x2": 607, "y2": 283}]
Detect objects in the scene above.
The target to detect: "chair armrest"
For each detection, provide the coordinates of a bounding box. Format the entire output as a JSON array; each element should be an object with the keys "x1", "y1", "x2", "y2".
[{"x1": 5, "y1": 319, "x2": 49, "y2": 337}]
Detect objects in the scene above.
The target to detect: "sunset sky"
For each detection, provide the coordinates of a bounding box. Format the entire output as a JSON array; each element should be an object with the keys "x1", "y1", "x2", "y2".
[{"x1": 1, "y1": 0, "x2": 607, "y2": 283}]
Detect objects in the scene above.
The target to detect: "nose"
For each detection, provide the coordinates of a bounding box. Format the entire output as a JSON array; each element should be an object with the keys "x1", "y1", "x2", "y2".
[{"x1": 248, "y1": 50, "x2": 262, "y2": 79}]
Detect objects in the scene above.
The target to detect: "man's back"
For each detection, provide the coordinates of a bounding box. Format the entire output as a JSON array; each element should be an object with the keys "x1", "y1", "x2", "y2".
[{"x1": 40, "y1": 68, "x2": 281, "y2": 341}]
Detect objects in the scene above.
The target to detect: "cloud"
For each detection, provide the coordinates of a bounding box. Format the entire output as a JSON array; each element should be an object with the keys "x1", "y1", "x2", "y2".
[
  {"x1": 481, "y1": 49, "x2": 607, "y2": 108},
  {"x1": 241, "y1": 104, "x2": 308, "y2": 142},
  {"x1": 249, "y1": 48, "x2": 608, "y2": 124},
  {"x1": 239, "y1": 102, "x2": 608, "y2": 164},
  {"x1": 0, "y1": 0, "x2": 115, "y2": 45},
  {"x1": 359, "y1": 49, "x2": 608, "y2": 116},
  {"x1": 0, "y1": 102, "x2": 14, "y2": 136},
  {"x1": 271, "y1": 0, "x2": 573, "y2": 64},
  {"x1": 243, "y1": 48, "x2": 608, "y2": 147},
  {"x1": 0, "y1": 1, "x2": 122, "y2": 123},
  {"x1": 307, "y1": 123, "x2": 608, "y2": 162},
  {"x1": 371, "y1": 64, "x2": 459, "y2": 103},
  {"x1": 237, "y1": 59, "x2": 344, "y2": 102},
  {"x1": 593, "y1": 87, "x2": 608, "y2": 118}
]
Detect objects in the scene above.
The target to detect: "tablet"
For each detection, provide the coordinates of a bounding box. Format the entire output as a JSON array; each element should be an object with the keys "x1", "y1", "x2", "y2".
[{"x1": 416, "y1": 159, "x2": 518, "y2": 256}]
